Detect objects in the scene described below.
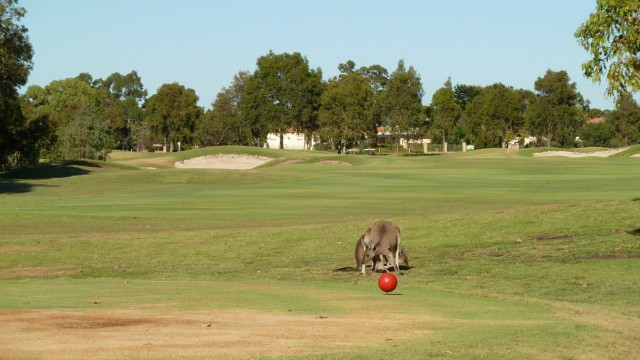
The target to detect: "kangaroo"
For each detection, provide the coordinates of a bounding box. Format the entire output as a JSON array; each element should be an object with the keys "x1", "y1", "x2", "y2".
[
  {"x1": 360, "y1": 220, "x2": 402, "y2": 275},
  {"x1": 355, "y1": 229, "x2": 408, "y2": 272}
]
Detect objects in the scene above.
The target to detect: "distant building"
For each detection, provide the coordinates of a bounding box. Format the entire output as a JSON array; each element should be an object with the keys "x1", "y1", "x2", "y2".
[
  {"x1": 265, "y1": 132, "x2": 315, "y2": 150},
  {"x1": 588, "y1": 117, "x2": 605, "y2": 124}
]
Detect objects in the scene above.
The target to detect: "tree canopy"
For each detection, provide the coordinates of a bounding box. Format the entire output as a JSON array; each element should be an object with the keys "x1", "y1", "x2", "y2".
[
  {"x1": 144, "y1": 83, "x2": 202, "y2": 152},
  {"x1": 197, "y1": 71, "x2": 251, "y2": 146},
  {"x1": 241, "y1": 51, "x2": 323, "y2": 149},
  {"x1": 575, "y1": 0, "x2": 640, "y2": 97},
  {"x1": 93, "y1": 71, "x2": 148, "y2": 150},
  {"x1": 0, "y1": 0, "x2": 35, "y2": 170},
  {"x1": 609, "y1": 92, "x2": 640, "y2": 146},
  {"x1": 430, "y1": 78, "x2": 461, "y2": 145},
  {"x1": 382, "y1": 60, "x2": 424, "y2": 151},
  {"x1": 463, "y1": 84, "x2": 525, "y2": 148},
  {"x1": 525, "y1": 70, "x2": 586, "y2": 147},
  {"x1": 319, "y1": 68, "x2": 374, "y2": 148}
]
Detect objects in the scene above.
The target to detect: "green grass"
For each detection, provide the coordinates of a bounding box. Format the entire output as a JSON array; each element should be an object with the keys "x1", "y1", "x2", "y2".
[{"x1": 1, "y1": 146, "x2": 639, "y2": 359}]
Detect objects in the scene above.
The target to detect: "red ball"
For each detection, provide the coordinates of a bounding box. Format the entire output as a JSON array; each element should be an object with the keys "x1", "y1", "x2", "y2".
[{"x1": 378, "y1": 273, "x2": 398, "y2": 293}]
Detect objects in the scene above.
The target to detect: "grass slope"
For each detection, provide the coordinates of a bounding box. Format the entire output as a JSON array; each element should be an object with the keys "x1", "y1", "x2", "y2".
[{"x1": 1, "y1": 146, "x2": 639, "y2": 359}]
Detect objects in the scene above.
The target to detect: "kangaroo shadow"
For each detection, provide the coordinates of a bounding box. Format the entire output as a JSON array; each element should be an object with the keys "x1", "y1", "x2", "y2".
[
  {"x1": 333, "y1": 265, "x2": 413, "y2": 273},
  {"x1": 627, "y1": 228, "x2": 640, "y2": 236}
]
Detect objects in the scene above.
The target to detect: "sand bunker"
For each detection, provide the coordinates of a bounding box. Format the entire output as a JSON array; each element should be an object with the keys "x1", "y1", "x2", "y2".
[
  {"x1": 174, "y1": 154, "x2": 272, "y2": 169},
  {"x1": 534, "y1": 148, "x2": 629, "y2": 158}
]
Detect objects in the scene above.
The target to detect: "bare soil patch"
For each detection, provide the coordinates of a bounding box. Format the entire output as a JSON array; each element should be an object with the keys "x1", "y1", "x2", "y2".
[
  {"x1": 276, "y1": 159, "x2": 306, "y2": 166},
  {"x1": 0, "y1": 309, "x2": 432, "y2": 359},
  {"x1": 0, "y1": 266, "x2": 80, "y2": 280},
  {"x1": 0, "y1": 245, "x2": 44, "y2": 255},
  {"x1": 318, "y1": 160, "x2": 352, "y2": 166},
  {"x1": 174, "y1": 154, "x2": 272, "y2": 170},
  {"x1": 573, "y1": 253, "x2": 640, "y2": 260},
  {"x1": 534, "y1": 234, "x2": 576, "y2": 241}
]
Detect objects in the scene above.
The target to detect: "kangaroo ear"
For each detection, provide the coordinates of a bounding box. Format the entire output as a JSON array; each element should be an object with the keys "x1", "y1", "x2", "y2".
[
  {"x1": 366, "y1": 241, "x2": 374, "y2": 250},
  {"x1": 400, "y1": 247, "x2": 407, "y2": 255}
]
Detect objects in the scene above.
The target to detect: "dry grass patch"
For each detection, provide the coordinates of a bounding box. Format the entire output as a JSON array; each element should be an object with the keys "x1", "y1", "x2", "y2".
[
  {"x1": 0, "y1": 266, "x2": 80, "y2": 280},
  {"x1": 275, "y1": 159, "x2": 306, "y2": 166},
  {"x1": 317, "y1": 160, "x2": 352, "y2": 166},
  {"x1": 0, "y1": 245, "x2": 45, "y2": 254},
  {"x1": 0, "y1": 309, "x2": 433, "y2": 359}
]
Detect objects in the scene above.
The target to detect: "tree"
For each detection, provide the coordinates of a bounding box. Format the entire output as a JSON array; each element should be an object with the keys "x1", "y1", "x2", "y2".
[
  {"x1": 525, "y1": 70, "x2": 586, "y2": 148},
  {"x1": 382, "y1": 60, "x2": 424, "y2": 153},
  {"x1": 454, "y1": 84, "x2": 482, "y2": 111},
  {"x1": 197, "y1": 71, "x2": 251, "y2": 146},
  {"x1": 318, "y1": 70, "x2": 373, "y2": 149},
  {"x1": 463, "y1": 84, "x2": 525, "y2": 148},
  {"x1": 241, "y1": 51, "x2": 323, "y2": 148},
  {"x1": 93, "y1": 71, "x2": 147, "y2": 150},
  {"x1": 609, "y1": 92, "x2": 640, "y2": 146},
  {"x1": 356, "y1": 64, "x2": 389, "y2": 135},
  {"x1": 575, "y1": 0, "x2": 640, "y2": 97},
  {"x1": 55, "y1": 104, "x2": 114, "y2": 160},
  {"x1": 587, "y1": 107, "x2": 607, "y2": 119},
  {"x1": 42, "y1": 77, "x2": 101, "y2": 127},
  {"x1": 338, "y1": 60, "x2": 356, "y2": 75},
  {"x1": 19, "y1": 85, "x2": 55, "y2": 162},
  {"x1": 430, "y1": 78, "x2": 461, "y2": 148},
  {"x1": 579, "y1": 121, "x2": 613, "y2": 147},
  {"x1": 0, "y1": 0, "x2": 35, "y2": 171},
  {"x1": 20, "y1": 78, "x2": 103, "y2": 159},
  {"x1": 145, "y1": 83, "x2": 202, "y2": 152}
]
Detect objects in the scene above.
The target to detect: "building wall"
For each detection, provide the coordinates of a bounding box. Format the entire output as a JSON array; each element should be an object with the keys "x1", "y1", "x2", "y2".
[{"x1": 266, "y1": 133, "x2": 307, "y2": 149}]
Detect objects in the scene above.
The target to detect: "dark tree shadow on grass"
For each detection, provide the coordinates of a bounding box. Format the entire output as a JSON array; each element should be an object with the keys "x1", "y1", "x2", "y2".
[
  {"x1": 0, "y1": 162, "x2": 91, "y2": 194},
  {"x1": 0, "y1": 178, "x2": 33, "y2": 194}
]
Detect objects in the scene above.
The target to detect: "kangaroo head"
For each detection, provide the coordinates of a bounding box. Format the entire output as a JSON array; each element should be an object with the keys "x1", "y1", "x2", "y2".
[
  {"x1": 362, "y1": 246, "x2": 376, "y2": 262},
  {"x1": 398, "y1": 247, "x2": 409, "y2": 266}
]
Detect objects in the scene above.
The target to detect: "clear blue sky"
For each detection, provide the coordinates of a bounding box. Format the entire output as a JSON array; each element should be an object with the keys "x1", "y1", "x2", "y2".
[{"x1": 21, "y1": 0, "x2": 615, "y2": 110}]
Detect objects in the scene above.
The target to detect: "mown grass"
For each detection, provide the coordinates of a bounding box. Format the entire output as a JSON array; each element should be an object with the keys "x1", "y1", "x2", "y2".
[{"x1": 1, "y1": 146, "x2": 639, "y2": 359}]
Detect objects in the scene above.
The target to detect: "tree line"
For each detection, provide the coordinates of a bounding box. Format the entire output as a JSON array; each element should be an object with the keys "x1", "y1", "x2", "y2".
[{"x1": 2, "y1": 0, "x2": 640, "y2": 171}]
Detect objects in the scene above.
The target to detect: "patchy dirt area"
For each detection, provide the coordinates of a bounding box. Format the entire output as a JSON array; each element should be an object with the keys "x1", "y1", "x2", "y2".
[
  {"x1": 0, "y1": 309, "x2": 432, "y2": 359},
  {"x1": 317, "y1": 160, "x2": 352, "y2": 166},
  {"x1": 533, "y1": 148, "x2": 629, "y2": 158},
  {"x1": 0, "y1": 266, "x2": 80, "y2": 280},
  {"x1": 275, "y1": 159, "x2": 306, "y2": 166},
  {"x1": 0, "y1": 246, "x2": 45, "y2": 255},
  {"x1": 174, "y1": 154, "x2": 272, "y2": 170}
]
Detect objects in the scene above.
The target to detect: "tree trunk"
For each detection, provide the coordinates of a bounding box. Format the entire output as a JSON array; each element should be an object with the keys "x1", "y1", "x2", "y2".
[
  {"x1": 279, "y1": 132, "x2": 284, "y2": 149},
  {"x1": 442, "y1": 130, "x2": 446, "y2": 153}
]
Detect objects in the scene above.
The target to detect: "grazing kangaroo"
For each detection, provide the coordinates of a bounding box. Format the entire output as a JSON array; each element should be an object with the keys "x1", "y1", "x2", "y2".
[
  {"x1": 360, "y1": 220, "x2": 402, "y2": 275},
  {"x1": 355, "y1": 229, "x2": 408, "y2": 272}
]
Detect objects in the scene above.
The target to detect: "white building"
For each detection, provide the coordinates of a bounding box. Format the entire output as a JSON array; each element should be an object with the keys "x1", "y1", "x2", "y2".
[{"x1": 266, "y1": 132, "x2": 315, "y2": 150}]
